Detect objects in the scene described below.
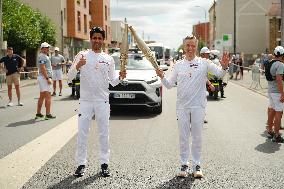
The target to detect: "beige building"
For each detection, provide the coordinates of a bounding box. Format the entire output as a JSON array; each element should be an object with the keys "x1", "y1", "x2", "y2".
[
  {"x1": 20, "y1": 0, "x2": 67, "y2": 53},
  {"x1": 267, "y1": 2, "x2": 282, "y2": 53},
  {"x1": 110, "y1": 20, "x2": 125, "y2": 48},
  {"x1": 209, "y1": 0, "x2": 277, "y2": 56}
]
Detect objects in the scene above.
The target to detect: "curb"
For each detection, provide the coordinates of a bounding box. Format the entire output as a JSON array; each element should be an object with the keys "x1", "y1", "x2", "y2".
[{"x1": 229, "y1": 80, "x2": 268, "y2": 98}]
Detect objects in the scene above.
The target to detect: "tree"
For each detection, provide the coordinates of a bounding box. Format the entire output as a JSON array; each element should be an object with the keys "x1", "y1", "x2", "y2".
[{"x1": 2, "y1": 0, "x2": 56, "y2": 53}]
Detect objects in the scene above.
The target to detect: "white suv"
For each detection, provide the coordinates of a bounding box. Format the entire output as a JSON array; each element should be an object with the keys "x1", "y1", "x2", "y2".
[{"x1": 110, "y1": 53, "x2": 167, "y2": 114}]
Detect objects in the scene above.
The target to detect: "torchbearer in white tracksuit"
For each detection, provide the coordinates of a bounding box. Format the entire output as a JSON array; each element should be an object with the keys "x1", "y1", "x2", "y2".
[
  {"x1": 68, "y1": 27, "x2": 126, "y2": 178},
  {"x1": 156, "y1": 35, "x2": 229, "y2": 178}
]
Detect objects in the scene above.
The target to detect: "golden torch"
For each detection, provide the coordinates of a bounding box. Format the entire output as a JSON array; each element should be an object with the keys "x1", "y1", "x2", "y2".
[
  {"x1": 129, "y1": 26, "x2": 159, "y2": 70},
  {"x1": 120, "y1": 24, "x2": 129, "y2": 73}
]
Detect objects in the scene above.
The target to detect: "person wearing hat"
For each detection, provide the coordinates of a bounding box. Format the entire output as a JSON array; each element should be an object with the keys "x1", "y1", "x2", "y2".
[
  {"x1": 68, "y1": 27, "x2": 126, "y2": 178},
  {"x1": 51, "y1": 47, "x2": 65, "y2": 96},
  {"x1": 156, "y1": 35, "x2": 230, "y2": 178},
  {"x1": 209, "y1": 49, "x2": 226, "y2": 98},
  {"x1": 35, "y1": 42, "x2": 56, "y2": 120},
  {"x1": 0, "y1": 47, "x2": 25, "y2": 106},
  {"x1": 266, "y1": 46, "x2": 284, "y2": 143},
  {"x1": 200, "y1": 47, "x2": 214, "y2": 124}
]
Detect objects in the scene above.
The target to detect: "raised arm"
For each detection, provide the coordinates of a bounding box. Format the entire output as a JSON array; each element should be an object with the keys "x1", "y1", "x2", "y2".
[
  {"x1": 156, "y1": 64, "x2": 178, "y2": 89},
  {"x1": 67, "y1": 53, "x2": 86, "y2": 81}
]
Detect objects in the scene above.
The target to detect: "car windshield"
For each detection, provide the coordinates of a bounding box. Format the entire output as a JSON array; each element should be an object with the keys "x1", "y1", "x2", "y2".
[{"x1": 112, "y1": 54, "x2": 154, "y2": 70}]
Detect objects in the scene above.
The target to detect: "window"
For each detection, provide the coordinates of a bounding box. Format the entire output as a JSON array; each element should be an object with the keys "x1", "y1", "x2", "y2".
[
  {"x1": 105, "y1": 5, "x2": 107, "y2": 20},
  {"x1": 77, "y1": 11, "x2": 81, "y2": 31},
  {"x1": 84, "y1": 0, "x2": 87, "y2": 8},
  {"x1": 63, "y1": 8, "x2": 66, "y2": 21},
  {"x1": 105, "y1": 25, "x2": 108, "y2": 40},
  {"x1": 89, "y1": 1, "x2": 91, "y2": 14},
  {"x1": 278, "y1": 18, "x2": 281, "y2": 32},
  {"x1": 84, "y1": 14, "x2": 87, "y2": 34}
]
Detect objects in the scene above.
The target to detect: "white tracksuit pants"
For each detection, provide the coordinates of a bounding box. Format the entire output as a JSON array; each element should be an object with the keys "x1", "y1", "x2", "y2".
[
  {"x1": 76, "y1": 100, "x2": 110, "y2": 166},
  {"x1": 176, "y1": 107, "x2": 205, "y2": 170}
]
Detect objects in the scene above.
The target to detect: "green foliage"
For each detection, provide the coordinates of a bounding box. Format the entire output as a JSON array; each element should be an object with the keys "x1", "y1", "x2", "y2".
[
  {"x1": 2, "y1": 0, "x2": 56, "y2": 52},
  {"x1": 177, "y1": 44, "x2": 184, "y2": 53},
  {"x1": 198, "y1": 39, "x2": 206, "y2": 52}
]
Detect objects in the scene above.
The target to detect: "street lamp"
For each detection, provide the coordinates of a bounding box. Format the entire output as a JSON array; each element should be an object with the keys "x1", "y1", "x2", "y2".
[{"x1": 195, "y1": 5, "x2": 207, "y2": 45}]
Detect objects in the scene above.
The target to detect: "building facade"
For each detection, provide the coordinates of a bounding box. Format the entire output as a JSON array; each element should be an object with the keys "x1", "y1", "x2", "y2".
[
  {"x1": 90, "y1": 0, "x2": 111, "y2": 47},
  {"x1": 209, "y1": 0, "x2": 275, "y2": 56},
  {"x1": 20, "y1": 0, "x2": 116, "y2": 60},
  {"x1": 66, "y1": 0, "x2": 91, "y2": 59},
  {"x1": 110, "y1": 20, "x2": 125, "y2": 48},
  {"x1": 192, "y1": 22, "x2": 210, "y2": 46},
  {"x1": 267, "y1": 2, "x2": 282, "y2": 53}
]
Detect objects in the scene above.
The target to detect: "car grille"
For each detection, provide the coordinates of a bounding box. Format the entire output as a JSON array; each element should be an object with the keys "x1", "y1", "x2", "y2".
[
  {"x1": 109, "y1": 83, "x2": 146, "y2": 91},
  {"x1": 110, "y1": 94, "x2": 156, "y2": 104}
]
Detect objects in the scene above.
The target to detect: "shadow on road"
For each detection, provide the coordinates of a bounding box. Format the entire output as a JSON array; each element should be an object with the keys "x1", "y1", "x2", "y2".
[
  {"x1": 255, "y1": 133, "x2": 281, "y2": 154},
  {"x1": 154, "y1": 176, "x2": 195, "y2": 189},
  {"x1": 53, "y1": 96, "x2": 79, "y2": 101},
  {"x1": 6, "y1": 118, "x2": 45, "y2": 127},
  {"x1": 0, "y1": 105, "x2": 6, "y2": 109},
  {"x1": 110, "y1": 107, "x2": 158, "y2": 120},
  {"x1": 47, "y1": 173, "x2": 101, "y2": 189}
]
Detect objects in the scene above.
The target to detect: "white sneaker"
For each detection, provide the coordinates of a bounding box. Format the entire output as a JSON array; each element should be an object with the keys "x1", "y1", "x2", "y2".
[
  {"x1": 177, "y1": 165, "x2": 189, "y2": 178},
  {"x1": 18, "y1": 102, "x2": 23, "y2": 106},
  {"x1": 193, "y1": 165, "x2": 203, "y2": 178},
  {"x1": 7, "y1": 102, "x2": 13, "y2": 107}
]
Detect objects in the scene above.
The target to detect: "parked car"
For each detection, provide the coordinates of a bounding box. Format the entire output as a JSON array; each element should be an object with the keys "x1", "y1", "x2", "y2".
[{"x1": 110, "y1": 52, "x2": 167, "y2": 114}]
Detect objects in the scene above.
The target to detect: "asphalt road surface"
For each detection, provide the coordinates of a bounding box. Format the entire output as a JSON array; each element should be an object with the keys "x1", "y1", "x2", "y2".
[{"x1": 1, "y1": 81, "x2": 284, "y2": 189}]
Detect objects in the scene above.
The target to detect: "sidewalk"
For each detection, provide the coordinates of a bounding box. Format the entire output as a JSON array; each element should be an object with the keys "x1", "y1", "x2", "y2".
[
  {"x1": 227, "y1": 70, "x2": 268, "y2": 98},
  {"x1": 0, "y1": 75, "x2": 69, "y2": 93},
  {"x1": 0, "y1": 78, "x2": 38, "y2": 93}
]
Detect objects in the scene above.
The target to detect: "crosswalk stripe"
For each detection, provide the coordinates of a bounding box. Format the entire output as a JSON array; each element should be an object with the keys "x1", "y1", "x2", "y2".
[{"x1": 0, "y1": 115, "x2": 78, "y2": 189}]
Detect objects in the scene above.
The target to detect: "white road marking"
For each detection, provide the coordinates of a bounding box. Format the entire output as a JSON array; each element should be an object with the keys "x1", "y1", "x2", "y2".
[{"x1": 0, "y1": 115, "x2": 78, "y2": 189}]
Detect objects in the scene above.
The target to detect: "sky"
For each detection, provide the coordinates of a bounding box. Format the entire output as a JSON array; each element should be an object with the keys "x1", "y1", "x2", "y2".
[{"x1": 110, "y1": 0, "x2": 215, "y2": 49}]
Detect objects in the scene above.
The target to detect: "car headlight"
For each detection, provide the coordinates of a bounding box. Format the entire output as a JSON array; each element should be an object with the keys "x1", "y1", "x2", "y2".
[{"x1": 146, "y1": 77, "x2": 158, "y2": 84}]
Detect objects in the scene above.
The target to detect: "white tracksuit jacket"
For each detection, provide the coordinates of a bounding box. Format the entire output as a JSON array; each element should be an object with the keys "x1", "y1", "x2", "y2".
[
  {"x1": 161, "y1": 56, "x2": 226, "y2": 169},
  {"x1": 68, "y1": 49, "x2": 120, "y2": 165}
]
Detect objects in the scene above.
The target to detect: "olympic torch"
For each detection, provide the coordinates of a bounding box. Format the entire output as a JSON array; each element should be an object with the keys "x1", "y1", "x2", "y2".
[
  {"x1": 129, "y1": 26, "x2": 159, "y2": 70},
  {"x1": 120, "y1": 24, "x2": 129, "y2": 74}
]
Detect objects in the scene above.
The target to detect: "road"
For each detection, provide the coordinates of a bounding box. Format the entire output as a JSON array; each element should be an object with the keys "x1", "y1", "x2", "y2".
[
  {"x1": 0, "y1": 83, "x2": 78, "y2": 158},
  {"x1": 0, "y1": 80, "x2": 284, "y2": 189}
]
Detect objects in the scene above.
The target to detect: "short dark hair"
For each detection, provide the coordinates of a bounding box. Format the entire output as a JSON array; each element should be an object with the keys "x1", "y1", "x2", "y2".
[
  {"x1": 90, "y1": 27, "x2": 105, "y2": 39},
  {"x1": 7, "y1": 47, "x2": 13, "y2": 50}
]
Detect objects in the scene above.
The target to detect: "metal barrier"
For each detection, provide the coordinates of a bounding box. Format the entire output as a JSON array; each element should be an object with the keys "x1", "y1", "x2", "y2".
[
  {"x1": 250, "y1": 65, "x2": 262, "y2": 89},
  {"x1": 0, "y1": 73, "x2": 5, "y2": 89}
]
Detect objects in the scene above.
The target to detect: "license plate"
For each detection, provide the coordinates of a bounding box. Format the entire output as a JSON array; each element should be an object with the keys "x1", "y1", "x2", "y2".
[{"x1": 113, "y1": 93, "x2": 135, "y2": 99}]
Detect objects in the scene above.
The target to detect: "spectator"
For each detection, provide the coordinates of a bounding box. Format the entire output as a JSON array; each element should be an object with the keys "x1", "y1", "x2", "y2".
[
  {"x1": 35, "y1": 42, "x2": 56, "y2": 120},
  {"x1": 51, "y1": 47, "x2": 65, "y2": 96},
  {"x1": 0, "y1": 47, "x2": 24, "y2": 106},
  {"x1": 266, "y1": 46, "x2": 284, "y2": 143}
]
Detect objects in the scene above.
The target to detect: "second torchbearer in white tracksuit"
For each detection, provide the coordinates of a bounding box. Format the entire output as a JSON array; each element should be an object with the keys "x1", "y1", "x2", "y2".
[
  {"x1": 68, "y1": 27, "x2": 126, "y2": 178},
  {"x1": 156, "y1": 35, "x2": 229, "y2": 178}
]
